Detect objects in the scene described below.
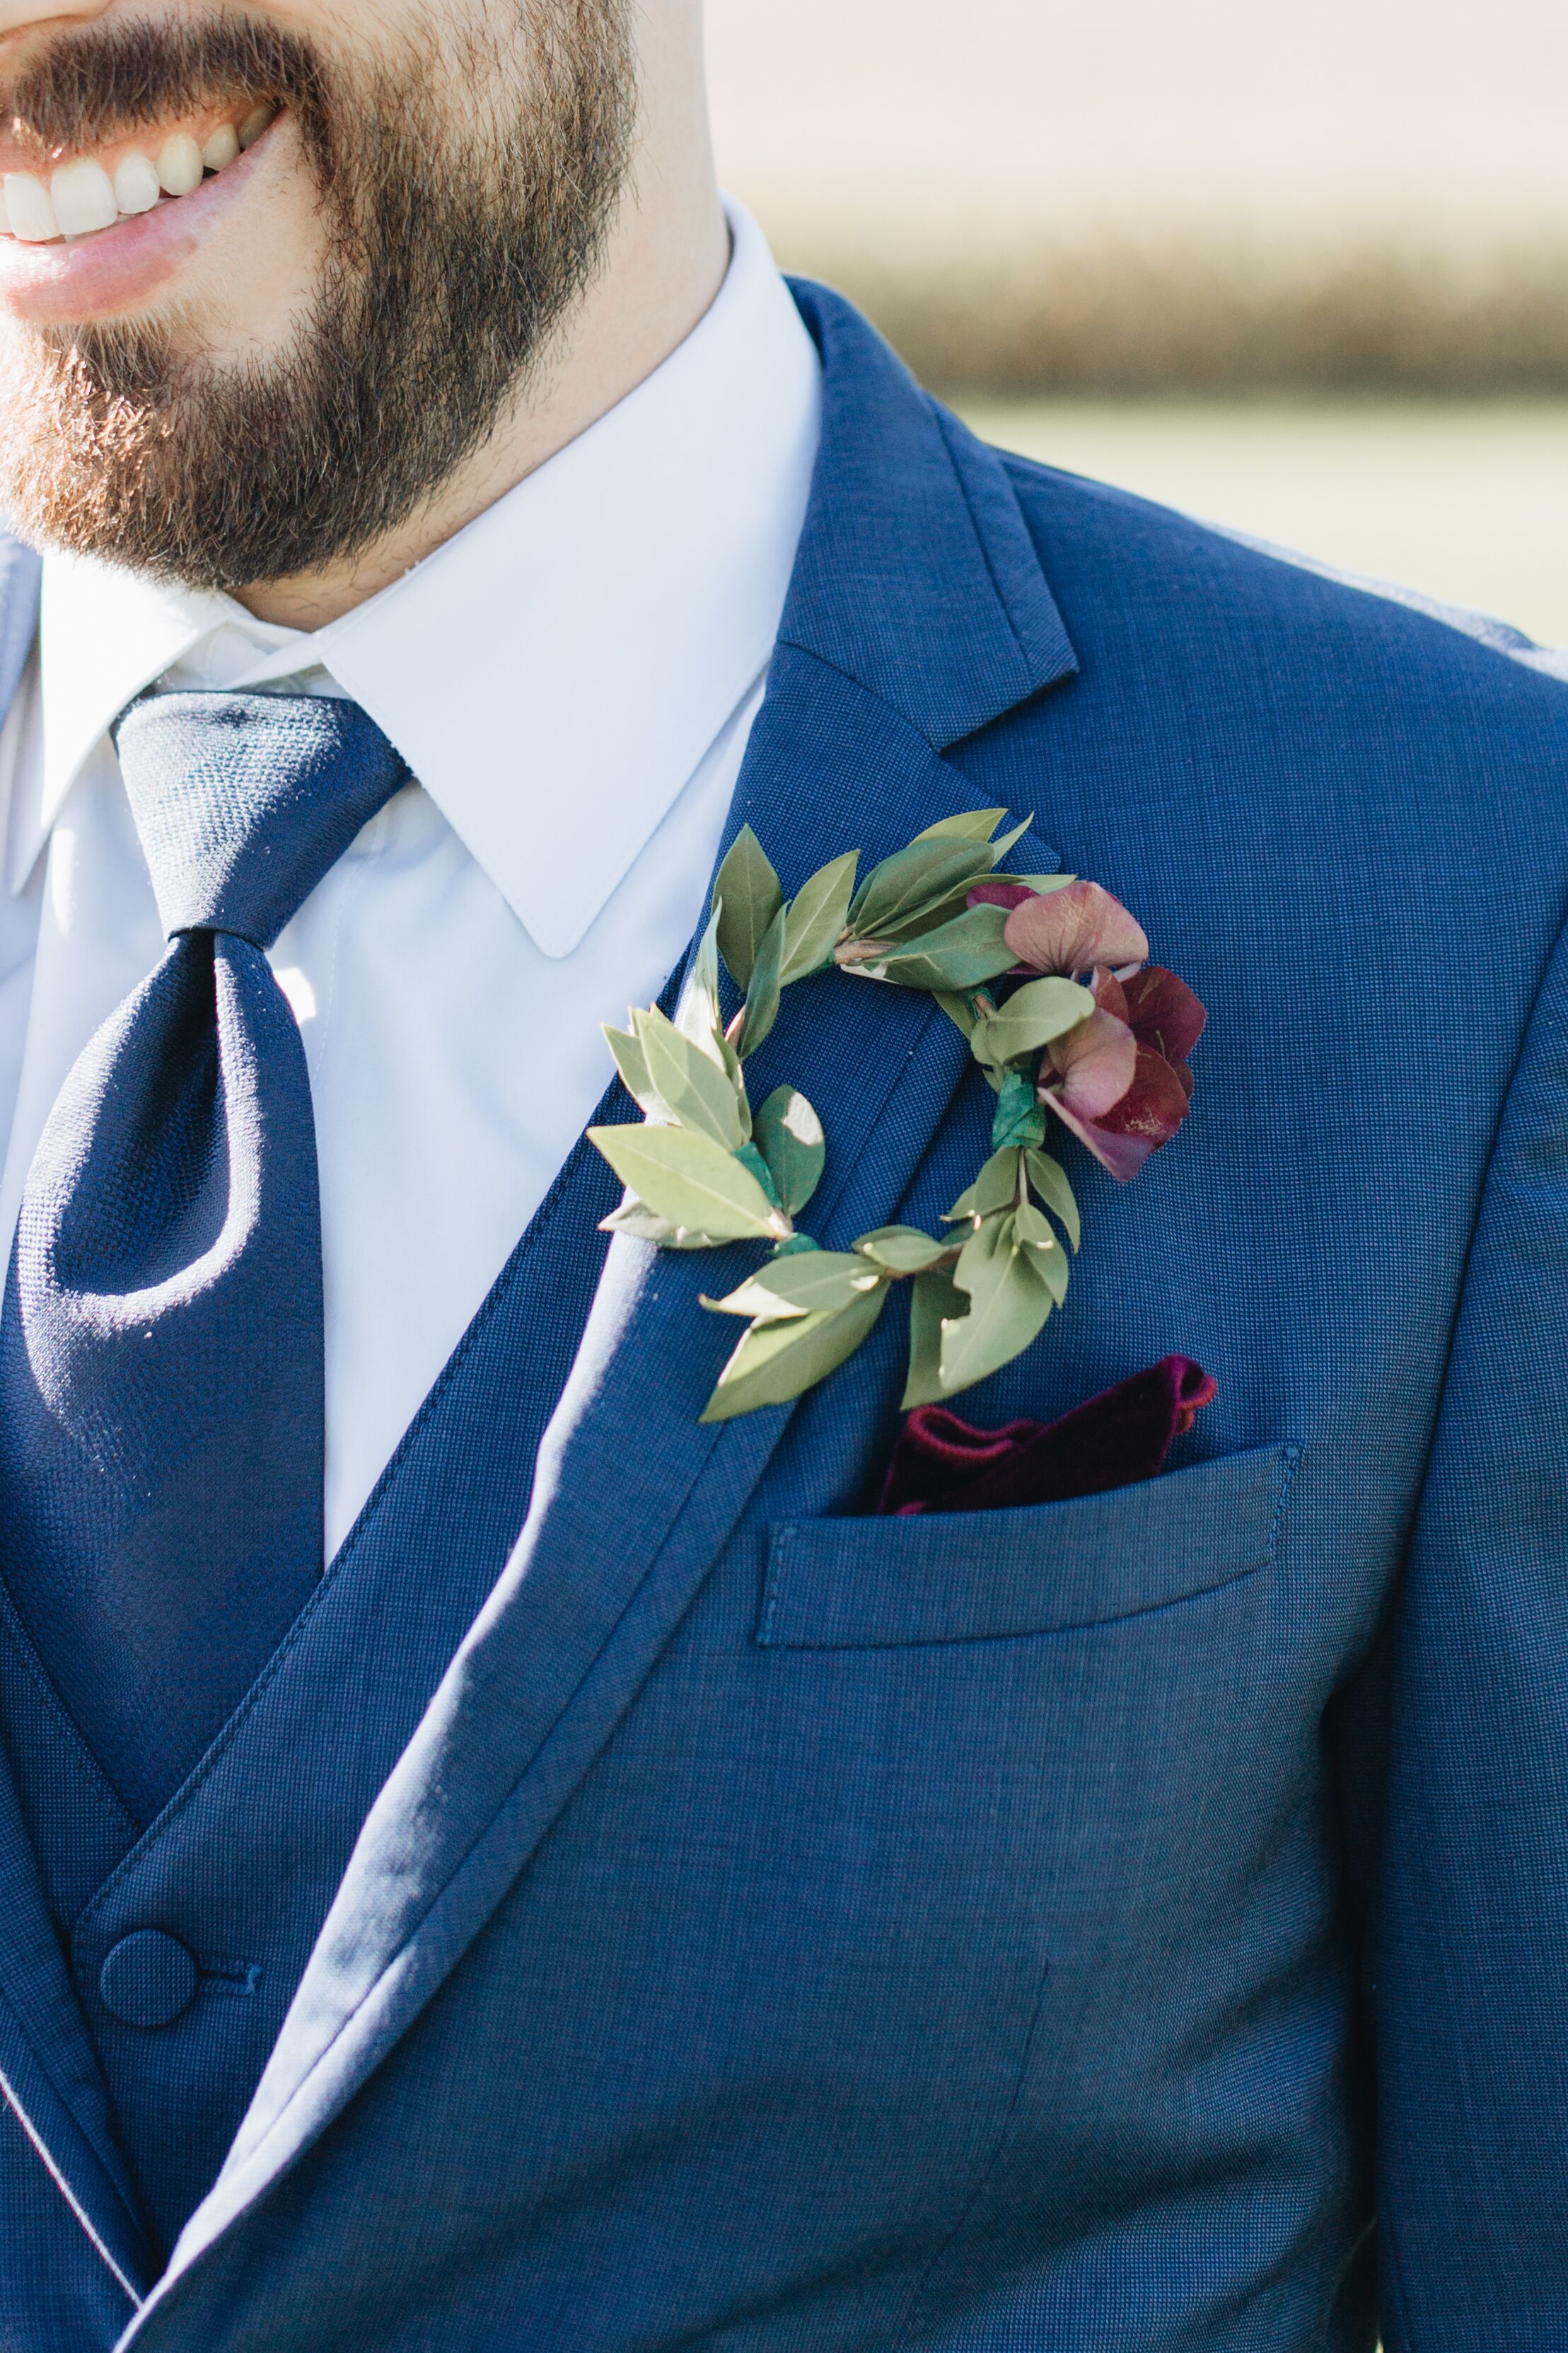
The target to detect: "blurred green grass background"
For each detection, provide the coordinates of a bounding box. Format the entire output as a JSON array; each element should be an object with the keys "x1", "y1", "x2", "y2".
[
  {"x1": 956, "y1": 400, "x2": 1568, "y2": 646},
  {"x1": 709, "y1": 0, "x2": 1568, "y2": 646}
]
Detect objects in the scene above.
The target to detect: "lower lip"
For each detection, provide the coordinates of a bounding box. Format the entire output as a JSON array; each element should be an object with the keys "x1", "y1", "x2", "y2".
[{"x1": 0, "y1": 121, "x2": 278, "y2": 325}]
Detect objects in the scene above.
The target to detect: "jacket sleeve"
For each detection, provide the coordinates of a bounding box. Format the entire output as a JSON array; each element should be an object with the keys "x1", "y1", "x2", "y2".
[{"x1": 1376, "y1": 910, "x2": 1568, "y2": 2347}]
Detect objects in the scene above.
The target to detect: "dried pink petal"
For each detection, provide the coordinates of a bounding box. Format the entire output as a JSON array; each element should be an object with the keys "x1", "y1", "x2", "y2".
[
  {"x1": 1047, "y1": 1044, "x2": 1195, "y2": 1182},
  {"x1": 1043, "y1": 1006, "x2": 1138, "y2": 1118},
  {"x1": 1004, "y1": 880, "x2": 1150, "y2": 979}
]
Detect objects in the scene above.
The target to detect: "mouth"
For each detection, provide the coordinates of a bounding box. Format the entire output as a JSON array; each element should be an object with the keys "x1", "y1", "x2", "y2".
[
  {"x1": 1, "y1": 99, "x2": 278, "y2": 244},
  {"x1": 0, "y1": 100, "x2": 283, "y2": 323}
]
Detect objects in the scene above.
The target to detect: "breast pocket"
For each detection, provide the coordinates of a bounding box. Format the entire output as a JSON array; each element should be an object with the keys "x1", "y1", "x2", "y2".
[{"x1": 757, "y1": 1443, "x2": 1300, "y2": 1649}]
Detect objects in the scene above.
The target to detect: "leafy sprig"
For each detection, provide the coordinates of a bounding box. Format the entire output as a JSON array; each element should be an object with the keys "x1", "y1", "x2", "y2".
[{"x1": 588, "y1": 809, "x2": 1176, "y2": 1423}]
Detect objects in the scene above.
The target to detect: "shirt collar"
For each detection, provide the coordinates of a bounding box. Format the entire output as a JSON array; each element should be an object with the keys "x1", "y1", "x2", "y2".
[{"x1": 24, "y1": 198, "x2": 822, "y2": 957}]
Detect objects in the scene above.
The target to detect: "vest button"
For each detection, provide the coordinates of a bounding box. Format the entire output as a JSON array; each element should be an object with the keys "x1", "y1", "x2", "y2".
[{"x1": 98, "y1": 1930, "x2": 199, "y2": 2028}]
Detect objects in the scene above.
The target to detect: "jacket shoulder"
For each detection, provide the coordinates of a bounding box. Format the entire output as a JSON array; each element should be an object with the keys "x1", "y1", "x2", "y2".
[{"x1": 987, "y1": 441, "x2": 1568, "y2": 699}]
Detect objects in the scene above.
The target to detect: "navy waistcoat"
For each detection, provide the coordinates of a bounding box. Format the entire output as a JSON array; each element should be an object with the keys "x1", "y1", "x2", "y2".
[{"x1": 0, "y1": 1125, "x2": 623, "y2": 2251}]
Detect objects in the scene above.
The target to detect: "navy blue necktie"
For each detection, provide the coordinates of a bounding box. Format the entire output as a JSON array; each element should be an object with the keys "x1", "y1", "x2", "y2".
[{"x1": 0, "y1": 693, "x2": 410, "y2": 1825}]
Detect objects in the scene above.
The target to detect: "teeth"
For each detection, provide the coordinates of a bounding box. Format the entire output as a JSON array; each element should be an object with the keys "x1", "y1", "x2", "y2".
[
  {"x1": 112, "y1": 152, "x2": 161, "y2": 216},
  {"x1": 4, "y1": 173, "x2": 59, "y2": 243},
  {"x1": 1, "y1": 110, "x2": 262, "y2": 243},
  {"x1": 156, "y1": 132, "x2": 204, "y2": 198},
  {"x1": 51, "y1": 157, "x2": 118, "y2": 238},
  {"x1": 200, "y1": 123, "x2": 240, "y2": 172}
]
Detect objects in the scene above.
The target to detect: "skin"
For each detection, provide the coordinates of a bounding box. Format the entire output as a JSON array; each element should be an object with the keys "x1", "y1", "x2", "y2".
[{"x1": 0, "y1": 0, "x2": 729, "y2": 626}]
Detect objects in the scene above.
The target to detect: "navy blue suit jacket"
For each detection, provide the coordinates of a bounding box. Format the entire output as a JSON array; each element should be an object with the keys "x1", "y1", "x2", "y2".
[{"x1": 1, "y1": 283, "x2": 1567, "y2": 2350}]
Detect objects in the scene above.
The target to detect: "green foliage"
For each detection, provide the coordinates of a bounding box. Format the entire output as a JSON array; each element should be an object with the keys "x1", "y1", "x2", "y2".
[
  {"x1": 1025, "y1": 1150, "x2": 1081, "y2": 1249},
  {"x1": 912, "y1": 807, "x2": 1011, "y2": 844},
  {"x1": 753, "y1": 1086, "x2": 826, "y2": 1215},
  {"x1": 973, "y1": 975, "x2": 1095, "y2": 1066},
  {"x1": 901, "y1": 1266, "x2": 968, "y2": 1408},
  {"x1": 731, "y1": 906, "x2": 786, "y2": 1059},
  {"x1": 700, "y1": 1283, "x2": 890, "y2": 1422},
  {"x1": 854, "y1": 1225, "x2": 952, "y2": 1273},
  {"x1": 945, "y1": 1145, "x2": 1022, "y2": 1224},
  {"x1": 704, "y1": 1251, "x2": 883, "y2": 1322},
  {"x1": 989, "y1": 1070, "x2": 1047, "y2": 1152},
  {"x1": 851, "y1": 838, "x2": 997, "y2": 940},
  {"x1": 676, "y1": 905, "x2": 726, "y2": 1058},
  {"x1": 939, "y1": 1211, "x2": 1056, "y2": 1394},
  {"x1": 635, "y1": 1005, "x2": 747, "y2": 1150},
  {"x1": 781, "y1": 852, "x2": 859, "y2": 983},
  {"x1": 714, "y1": 826, "x2": 784, "y2": 990},
  {"x1": 855, "y1": 903, "x2": 1018, "y2": 990},
  {"x1": 593, "y1": 799, "x2": 1121, "y2": 1425},
  {"x1": 599, "y1": 1196, "x2": 726, "y2": 1250},
  {"x1": 587, "y1": 1123, "x2": 784, "y2": 1243}
]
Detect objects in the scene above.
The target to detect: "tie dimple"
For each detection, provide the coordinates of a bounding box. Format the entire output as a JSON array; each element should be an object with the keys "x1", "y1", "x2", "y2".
[{"x1": 0, "y1": 691, "x2": 410, "y2": 1823}]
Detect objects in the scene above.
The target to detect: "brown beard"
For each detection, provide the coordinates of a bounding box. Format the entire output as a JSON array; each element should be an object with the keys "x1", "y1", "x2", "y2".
[{"x1": 0, "y1": 4, "x2": 636, "y2": 589}]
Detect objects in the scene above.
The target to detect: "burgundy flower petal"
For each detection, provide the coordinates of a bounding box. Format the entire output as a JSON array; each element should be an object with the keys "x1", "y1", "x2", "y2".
[
  {"x1": 1091, "y1": 968, "x2": 1130, "y2": 1023},
  {"x1": 1121, "y1": 965, "x2": 1207, "y2": 1065},
  {"x1": 1045, "y1": 1006, "x2": 1138, "y2": 1118},
  {"x1": 967, "y1": 881, "x2": 1038, "y2": 913},
  {"x1": 1047, "y1": 1044, "x2": 1193, "y2": 1181},
  {"x1": 1003, "y1": 881, "x2": 1150, "y2": 979}
]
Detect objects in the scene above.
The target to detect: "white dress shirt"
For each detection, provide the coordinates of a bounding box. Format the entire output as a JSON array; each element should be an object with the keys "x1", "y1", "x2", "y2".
[{"x1": 0, "y1": 200, "x2": 821, "y2": 1556}]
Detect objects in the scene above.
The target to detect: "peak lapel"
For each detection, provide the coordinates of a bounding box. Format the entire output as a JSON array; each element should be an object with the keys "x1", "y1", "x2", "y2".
[{"x1": 141, "y1": 294, "x2": 1080, "y2": 2316}]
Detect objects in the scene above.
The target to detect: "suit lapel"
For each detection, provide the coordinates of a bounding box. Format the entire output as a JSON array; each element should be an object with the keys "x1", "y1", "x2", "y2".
[
  {"x1": 0, "y1": 540, "x2": 150, "y2": 2296},
  {"x1": 142, "y1": 289, "x2": 1081, "y2": 2309}
]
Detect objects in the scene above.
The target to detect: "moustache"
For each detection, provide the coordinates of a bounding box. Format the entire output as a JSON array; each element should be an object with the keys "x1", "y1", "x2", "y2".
[{"x1": 3, "y1": 10, "x2": 318, "y2": 161}]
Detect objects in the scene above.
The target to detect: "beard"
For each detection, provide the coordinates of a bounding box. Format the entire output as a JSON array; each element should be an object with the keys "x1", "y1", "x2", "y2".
[{"x1": 0, "y1": 3, "x2": 637, "y2": 589}]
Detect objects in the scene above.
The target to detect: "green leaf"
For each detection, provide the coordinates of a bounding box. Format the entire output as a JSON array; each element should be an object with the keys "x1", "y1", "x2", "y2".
[
  {"x1": 599, "y1": 1196, "x2": 726, "y2": 1250},
  {"x1": 940, "y1": 1213, "x2": 1055, "y2": 1394},
  {"x1": 713, "y1": 826, "x2": 784, "y2": 990},
  {"x1": 933, "y1": 988, "x2": 980, "y2": 1040},
  {"x1": 944, "y1": 1145, "x2": 1021, "y2": 1224},
  {"x1": 634, "y1": 1005, "x2": 747, "y2": 1149},
  {"x1": 912, "y1": 807, "x2": 1009, "y2": 845},
  {"x1": 902, "y1": 1266, "x2": 968, "y2": 1408},
  {"x1": 704, "y1": 1250, "x2": 884, "y2": 1322},
  {"x1": 856, "y1": 904, "x2": 1018, "y2": 991},
  {"x1": 754, "y1": 1085, "x2": 826, "y2": 1215},
  {"x1": 990, "y1": 1069, "x2": 1048, "y2": 1152},
  {"x1": 854, "y1": 1224, "x2": 952, "y2": 1273},
  {"x1": 781, "y1": 852, "x2": 859, "y2": 983},
  {"x1": 1002, "y1": 872, "x2": 1077, "y2": 895},
  {"x1": 732, "y1": 904, "x2": 786, "y2": 1059},
  {"x1": 772, "y1": 1232, "x2": 822, "y2": 1258},
  {"x1": 734, "y1": 1140, "x2": 782, "y2": 1208},
  {"x1": 588, "y1": 1123, "x2": 782, "y2": 1242},
  {"x1": 851, "y1": 839, "x2": 997, "y2": 940},
  {"x1": 973, "y1": 976, "x2": 1095, "y2": 1066},
  {"x1": 1014, "y1": 1197, "x2": 1070, "y2": 1303},
  {"x1": 983, "y1": 814, "x2": 1034, "y2": 868},
  {"x1": 675, "y1": 906, "x2": 726, "y2": 1058},
  {"x1": 1025, "y1": 1149, "x2": 1081, "y2": 1249},
  {"x1": 603, "y1": 1022, "x2": 658, "y2": 1117},
  {"x1": 700, "y1": 1284, "x2": 890, "y2": 1421}
]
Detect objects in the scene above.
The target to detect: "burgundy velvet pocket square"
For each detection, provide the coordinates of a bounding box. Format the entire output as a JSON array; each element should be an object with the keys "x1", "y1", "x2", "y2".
[{"x1": 877, "y1": 1355, "x2": 1217, "y2": 1517}]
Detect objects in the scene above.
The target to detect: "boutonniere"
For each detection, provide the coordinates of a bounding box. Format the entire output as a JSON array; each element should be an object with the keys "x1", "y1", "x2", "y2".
[{"x1": 588, "y1": 811, "x2": 1205, "y2": 1423}]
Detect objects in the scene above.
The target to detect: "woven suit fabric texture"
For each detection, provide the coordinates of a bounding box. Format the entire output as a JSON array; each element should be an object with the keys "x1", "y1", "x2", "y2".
[{"x1": 0, "y1": 693, "x2": 410, "y2": 1825}]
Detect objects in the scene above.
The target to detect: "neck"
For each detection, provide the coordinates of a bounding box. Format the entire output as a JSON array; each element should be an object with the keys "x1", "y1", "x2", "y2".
[{"x1": 238, "y1": 18, "x2": 729, "y2": 633}]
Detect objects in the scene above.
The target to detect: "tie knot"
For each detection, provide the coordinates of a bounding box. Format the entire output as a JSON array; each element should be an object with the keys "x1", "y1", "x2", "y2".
[{"x1": 112, "y1": 690, "x2": 412, "y2": 948}]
